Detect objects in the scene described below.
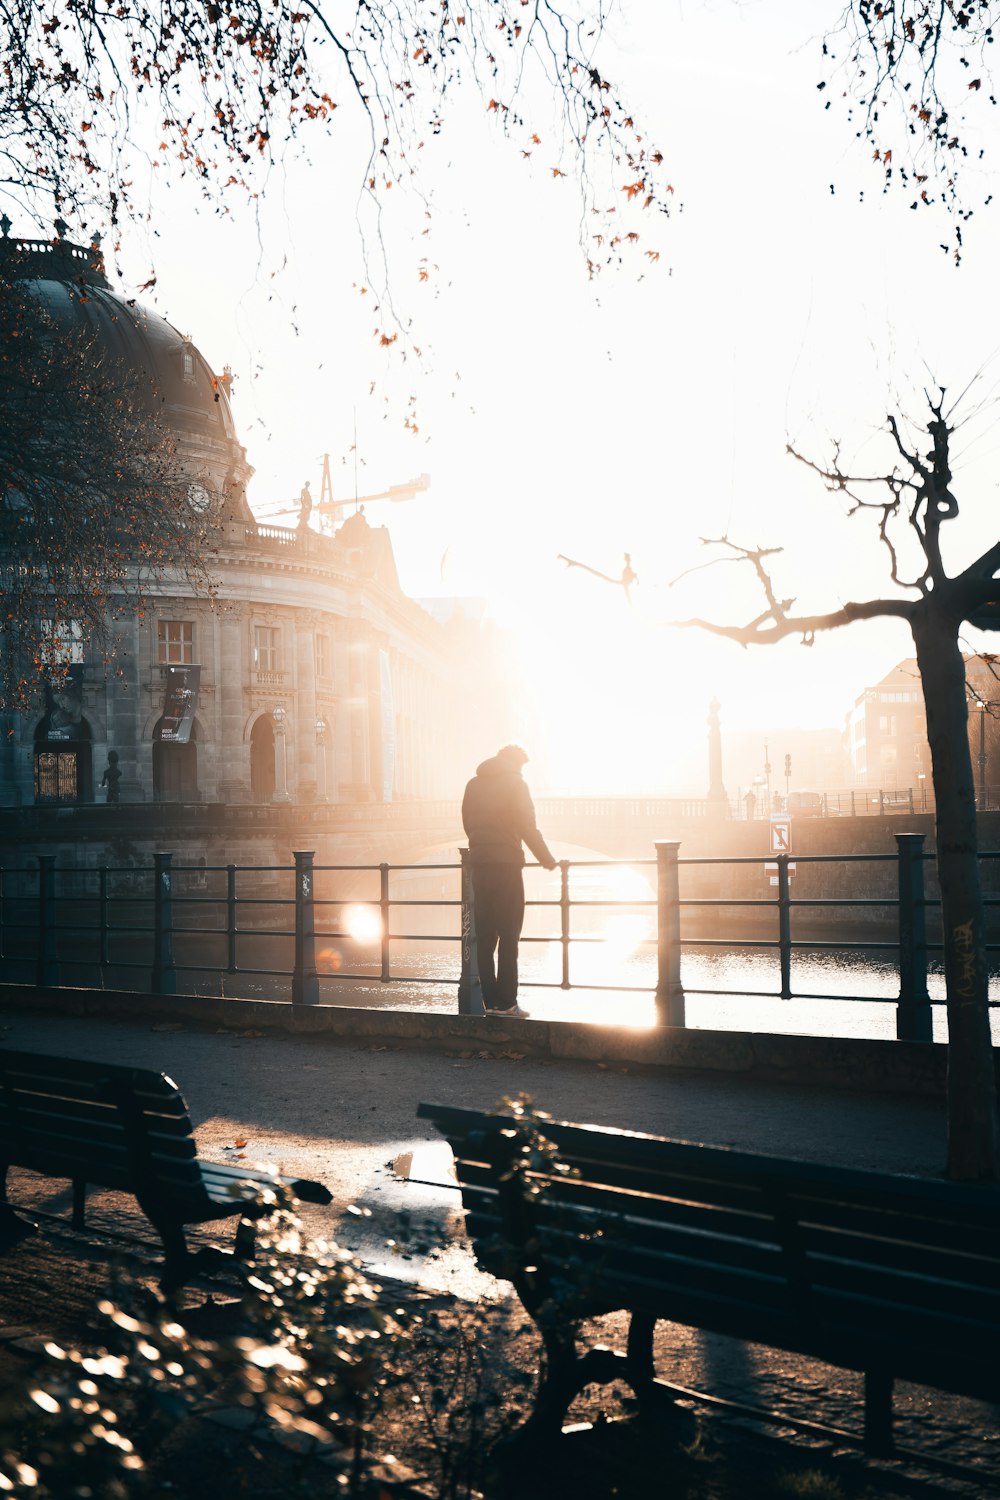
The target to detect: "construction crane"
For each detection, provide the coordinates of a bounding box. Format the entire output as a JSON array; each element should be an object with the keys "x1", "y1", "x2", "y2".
[
  {"x1": 316, "y1": 452, "x2": 430, "y2": 522},
  {"x1": 258, "y1": 455, "x2": 429, "y2": 529}
]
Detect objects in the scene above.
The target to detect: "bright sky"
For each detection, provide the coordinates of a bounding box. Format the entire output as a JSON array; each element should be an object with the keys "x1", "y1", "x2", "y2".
[{"x1": 108, "y1": 0, "x2": 1000, "y2": 793}]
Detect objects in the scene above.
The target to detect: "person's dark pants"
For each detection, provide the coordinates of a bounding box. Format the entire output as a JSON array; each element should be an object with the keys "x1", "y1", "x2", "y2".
[{"x1": 471, "y1": 863, "x2": 525, "y2": 1012}]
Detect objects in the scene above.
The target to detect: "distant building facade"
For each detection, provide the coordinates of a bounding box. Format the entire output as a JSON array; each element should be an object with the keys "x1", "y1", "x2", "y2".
[
  {"x1": 848, "y1": 660, "x2": 927, "y2": 789},
  {"x1": 0, "y1": 234, "x2": 512, "y2": 836},
  {"x1": 848, "y1": 655, "x2": 999, "y2": 793}
]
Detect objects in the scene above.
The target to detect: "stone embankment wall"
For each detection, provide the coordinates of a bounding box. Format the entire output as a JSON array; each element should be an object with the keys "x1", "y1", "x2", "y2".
[
  {"x1": 672, "y1": 812, "x2": 1000, "y2": 939},
  {"x1": 0, "y1": 980, "x2": 995, "y2": 1103}
]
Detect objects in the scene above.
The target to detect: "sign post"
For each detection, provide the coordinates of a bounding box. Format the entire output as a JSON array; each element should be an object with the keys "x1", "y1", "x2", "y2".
[{"x1": 765, "y1": 814, "x2": 796, "y2": 885}]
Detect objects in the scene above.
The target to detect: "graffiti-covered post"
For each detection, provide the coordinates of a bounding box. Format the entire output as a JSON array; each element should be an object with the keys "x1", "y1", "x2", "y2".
[
  {"x1": 36, "y1": 853, "x2": 58, "y2": 988},
  {"x1": 292, "y1": 849, "x2": 319, "y2": 1004},
  {"x1": 458, "y1": 847, "x2": 484, "y2": 1015},
  {"x1": 151, "y1": 851, "x2": 176, "y2": 995},
  {"x1": 896, "y1": 832, "x2": 932, "y2": 1042},
  {"x1": 654, "y1": 840, "x2": 684, "y2": 1027}
]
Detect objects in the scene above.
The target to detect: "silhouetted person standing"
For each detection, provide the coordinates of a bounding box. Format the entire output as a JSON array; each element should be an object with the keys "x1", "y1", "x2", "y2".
[
  {"x1": 462, "y1": 744, "x2": 557, "y2": 1018},
  {"x1": 101, "y1": 750, "x2": 122, "y2": 804}
]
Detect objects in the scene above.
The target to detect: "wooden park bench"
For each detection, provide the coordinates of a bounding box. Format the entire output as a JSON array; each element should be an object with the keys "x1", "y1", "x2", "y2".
[
  {"x1": 0, "y1": 1048, "x2": 332, "y2": 1293},
  {"x1": 418, "y1": 1101, "x2": 1000, "y2": 1455}
]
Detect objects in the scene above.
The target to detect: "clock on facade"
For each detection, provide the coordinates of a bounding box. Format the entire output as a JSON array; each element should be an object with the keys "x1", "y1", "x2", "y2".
[{"x1": 187, "y1": 483, "x2": 212, "y2": 513}]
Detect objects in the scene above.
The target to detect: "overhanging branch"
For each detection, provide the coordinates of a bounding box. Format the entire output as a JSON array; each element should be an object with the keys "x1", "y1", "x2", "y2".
[{"x1": 674, "y1": 596, "x2": 915, "y2": 648}]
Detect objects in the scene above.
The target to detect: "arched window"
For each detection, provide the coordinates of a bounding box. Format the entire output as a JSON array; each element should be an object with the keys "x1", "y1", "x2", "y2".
[
  {"x1": 152, "y1": 718, "x2": 198, "y2": 802},
  {"x1": 250, "y1": 714, "x2": 275, "y2": 801},
  {"x1": 33, "y1": 716, "x2": 93, "y2": 804}
]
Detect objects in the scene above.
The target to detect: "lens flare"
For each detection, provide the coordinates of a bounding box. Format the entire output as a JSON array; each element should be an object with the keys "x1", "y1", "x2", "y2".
[{"x1": 343, "y1": 904, "x2": 382, "y2": 943}]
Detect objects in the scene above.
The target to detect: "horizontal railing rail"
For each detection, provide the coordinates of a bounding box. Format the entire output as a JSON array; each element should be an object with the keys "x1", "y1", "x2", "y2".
[{"x1": 2, "y1": 836, "x2": 998, "y2": 1039}]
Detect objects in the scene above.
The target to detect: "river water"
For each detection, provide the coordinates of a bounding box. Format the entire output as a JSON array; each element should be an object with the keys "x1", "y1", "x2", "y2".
[{"x1": 311, "y1": 860, "x2": 1000, "y2": 1045}]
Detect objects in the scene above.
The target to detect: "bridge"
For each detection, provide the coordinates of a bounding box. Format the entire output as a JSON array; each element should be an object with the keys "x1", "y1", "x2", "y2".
[
  {"x1": 0, "y1": 790, "x2": 954, "y2": 872},
  {"x1": 0, "y1": 795, "x2": 719, "y2": 865}
]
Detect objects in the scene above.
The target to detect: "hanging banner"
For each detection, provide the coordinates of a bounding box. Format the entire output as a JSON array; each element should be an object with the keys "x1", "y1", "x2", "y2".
[
  {"x1": 379, "y1": 649, "x2": 395, "y2": 803},
  {"x1": 159, "y1": 665, "x2": 201, "y2": 744},
  {"x1": 45, "y1": 664, "x2": 85, "y2": 741}
]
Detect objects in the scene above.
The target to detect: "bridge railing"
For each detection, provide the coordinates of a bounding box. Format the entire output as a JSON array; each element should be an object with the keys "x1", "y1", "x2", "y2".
[{"x1": 3, "y1": 837, "x2": 999, "y2": 1038}]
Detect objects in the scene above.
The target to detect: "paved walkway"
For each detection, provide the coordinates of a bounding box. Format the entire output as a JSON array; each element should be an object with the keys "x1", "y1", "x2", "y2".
[
  {"x1": 1, "y1": 1005, "x2": 950, "y2": 1286},
  {"x1": 6, "y1": 1006, "x2": 996, "y2": 1489}
]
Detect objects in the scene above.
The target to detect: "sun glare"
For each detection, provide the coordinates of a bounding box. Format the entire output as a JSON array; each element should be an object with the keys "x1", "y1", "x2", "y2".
[{"x1": 343, "y1": 904, "x2": 383, "y2": 943}]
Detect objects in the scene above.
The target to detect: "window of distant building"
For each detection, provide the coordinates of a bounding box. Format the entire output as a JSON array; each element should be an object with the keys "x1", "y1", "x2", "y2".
[
  {"x1": 254, "y1": 625, "x2": 281, "y2": 674},
  {"x1": 40, "y1": 619, "x2": 84, "y2": 666},
  {"x1": 157, "y1": 620, "x2": 194, "y2": 665},
  {"x1": 879, "y1": 714, "x2": 896, "y2": 736},
  {"x1": 316, "y1": 633, "x2": 330, "y2": 679}
]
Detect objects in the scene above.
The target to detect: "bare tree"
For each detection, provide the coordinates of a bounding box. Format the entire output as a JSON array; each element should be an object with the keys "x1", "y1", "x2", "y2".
[
  {"x1": 0, "y1": 0, "x2": 673, "y2": 289},
  {"x1": 675, "y1": 392, "x2": 1000, "y2": 1181},
  {"x1": 0, "y1": 253, "x2": 216, "y2": 709},
  {"x1": 824, "y1": 2, "x2": 1000, "y2": 258}
]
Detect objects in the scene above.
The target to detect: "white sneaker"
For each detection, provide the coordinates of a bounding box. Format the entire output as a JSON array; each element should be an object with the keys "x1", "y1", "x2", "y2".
[{"x1": 488, "y1": 1003, "x2": 530, "y2": 1020}]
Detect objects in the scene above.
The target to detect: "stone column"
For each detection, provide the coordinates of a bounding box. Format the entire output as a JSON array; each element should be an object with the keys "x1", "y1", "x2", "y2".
[
  {"x1": 295, "y1": 618, "x2": 318, "y2": 801},
  {"x1": 109, "y1": 639, "x2": 141, "y2": 801},
  {"x1": 218, "y1": 606, "x2": 248, "y2": 802},
  {"x1": 707, "y1": 698, "x2": 729, "y2": 819}
]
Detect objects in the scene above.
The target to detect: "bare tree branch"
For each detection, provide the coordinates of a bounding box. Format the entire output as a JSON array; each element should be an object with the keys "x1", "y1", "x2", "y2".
[
  {"x1": 557, "y1": 551, "x2": 637, "y2": 603},
  {"x1": 675, "y1": 596, "x2": 914, "y2": 648}
]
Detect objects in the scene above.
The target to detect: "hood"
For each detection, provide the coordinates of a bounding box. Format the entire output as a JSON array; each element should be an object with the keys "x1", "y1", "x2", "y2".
[{"x1": 475, "y1": 755, "x2": 522, "y2": 779}]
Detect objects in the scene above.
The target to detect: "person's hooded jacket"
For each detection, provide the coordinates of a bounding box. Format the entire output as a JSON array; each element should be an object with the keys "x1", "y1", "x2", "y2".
[{"x1": 462, "y1": 752, "x2": 556, "y2": 868}]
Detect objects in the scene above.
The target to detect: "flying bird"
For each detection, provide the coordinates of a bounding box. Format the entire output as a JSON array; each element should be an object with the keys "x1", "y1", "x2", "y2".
[{"x1": 558, "y1": 552, "x2": 638, "y2": 605}]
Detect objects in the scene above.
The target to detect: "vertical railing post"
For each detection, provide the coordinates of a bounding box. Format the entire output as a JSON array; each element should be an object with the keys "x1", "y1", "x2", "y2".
[
  {"x1": 98, "y1": 865, "x2": 109, "y2": 968},
  {"x1": 457, "y1": 848, "x2": 484, "y2": 1015},
  {"x1": 379, "y1": 863, "x2": 391, "y2": 982},
  {"x1": 226, "y1": 864, "x2": 238, "y2": 974},
  {"x1": 896, "y1": 832, "x2": 931, "y2": 1042},
  {"x1": 654, "y1": 840, "x2": 684, "y2": 1026},
  {"x1": 292, "y1": 850, "x2": 319, "y2": 1004},
  {"x1": 850, "y1": 789, "x2": 856, "y2": 817},
  {"x1": 36, "y1": 853, "x2": 59, "y2": 988},
  {"x1": 777, "y1": 853, "x2": 792, "y2": 999},
  {"x1": 151, "y1": 852, "x2": 176, "y2": 996},
  {"x1": 907, "y1": 787, "x2": 914, "y2": 815},
  {"x1": 0, "y1": 865, "x2": 6, "y2": 962},
  {"x1": 559, "y1": 859, "x2": 571, "y2": 989}
]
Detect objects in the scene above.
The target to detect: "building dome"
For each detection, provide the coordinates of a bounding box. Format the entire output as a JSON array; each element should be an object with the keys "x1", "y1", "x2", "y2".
[{"x1": 0, "y1": 231, "x2": 238, "y2": 444}]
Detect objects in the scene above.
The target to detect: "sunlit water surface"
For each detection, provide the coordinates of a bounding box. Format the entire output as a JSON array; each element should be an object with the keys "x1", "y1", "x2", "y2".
[{"x1": 317, "y1": 858, "x2": 1000, "y2": 1043}]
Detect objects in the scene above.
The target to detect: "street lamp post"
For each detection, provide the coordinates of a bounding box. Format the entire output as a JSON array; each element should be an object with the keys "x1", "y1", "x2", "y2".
[
  {"x1": 272, "y1": 704, "x2": 291, "y2": 802},
  {"x1": 315, "y1": 718, "x2": 328, "y2": 802},
  {"x1": 978, "y1": 701, "x2": 988, "y2": 811},
  {"x1": 752, "y1": 775, "x2": 766, "y2": 820}
]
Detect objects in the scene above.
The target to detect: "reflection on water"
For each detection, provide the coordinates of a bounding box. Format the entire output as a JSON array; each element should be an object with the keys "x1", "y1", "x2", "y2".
[{"x1": 327, "y1": 859, "x2": 1000, "y2": 1044}]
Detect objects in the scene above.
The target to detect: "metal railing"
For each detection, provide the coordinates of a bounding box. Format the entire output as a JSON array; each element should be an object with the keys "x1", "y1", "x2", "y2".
[{"x1": 3, "y1": 835, "x2": 999, "y2": 1039}]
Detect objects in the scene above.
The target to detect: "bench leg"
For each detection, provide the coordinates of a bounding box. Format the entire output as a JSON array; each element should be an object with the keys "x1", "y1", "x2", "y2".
[
  {"x1": 234, "y1": 1217, "x2": 257, "y2": 1263},
  {"x1": 0, "y1": 1165, "x2": 38, "y2": 1249},
  {"x1": 625, "y1": 1311, "x2": 656, "y2": 1407},
  {"x1": 864, "y1": 1368, "x2": 894, "y2": 1455},
  {"x1": 530, "y1": 1326, "x2": 583, "y2": 1439}
]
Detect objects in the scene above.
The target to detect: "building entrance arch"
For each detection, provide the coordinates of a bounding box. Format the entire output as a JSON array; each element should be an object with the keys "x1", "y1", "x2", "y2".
[
  {"x1": 152, "y1": 718, "x2": 199, "y2": 802},
  {"x1": 250, "y1": 714, "x2": 275, "y2": 801},
  {"x1": 33, "y1": 716, "x2": 93, "y2": 804}
]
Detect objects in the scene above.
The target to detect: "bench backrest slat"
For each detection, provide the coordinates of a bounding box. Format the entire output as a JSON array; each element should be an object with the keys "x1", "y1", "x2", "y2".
[
  {"x1": 0, "y1": 1047, "x2": 203, "y2": 1195},
  {"x1": 420, "y1": 1102, "x2": 1000, "y2": 1406}
]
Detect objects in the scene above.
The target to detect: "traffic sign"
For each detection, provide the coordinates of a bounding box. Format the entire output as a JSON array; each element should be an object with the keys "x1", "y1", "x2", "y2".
[{"x1": 770, "y1": 815, "x2": 791, "y2": 854}]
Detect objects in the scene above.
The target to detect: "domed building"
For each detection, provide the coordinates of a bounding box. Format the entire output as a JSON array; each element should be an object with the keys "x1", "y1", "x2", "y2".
[{"x1": 0, "y1": 229, "x2": 515, "y2": 871}]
